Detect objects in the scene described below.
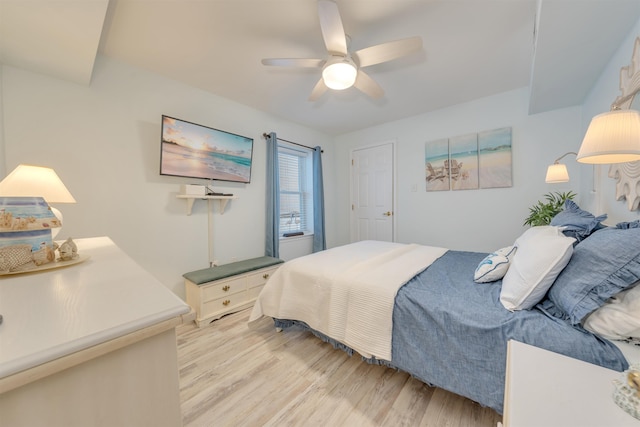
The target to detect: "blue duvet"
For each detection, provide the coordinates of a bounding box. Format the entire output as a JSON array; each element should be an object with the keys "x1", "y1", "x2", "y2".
[{"x1": 391, "y1": 250, "x2": 628, "y2": 413}]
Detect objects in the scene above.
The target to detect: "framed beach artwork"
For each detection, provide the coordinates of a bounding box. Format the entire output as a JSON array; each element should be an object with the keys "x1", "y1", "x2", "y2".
[
  {"x1": 425, "y1": 139, "x2": 450, "y2": 191},
  {"x1": 449, "y1": 133, "x2": 479, "y2": 191},
  {"x1": 479, "y1": 127, "x2": 512, "y2": 189},
  {"x1": 425, "y1": 127, "x2": 512, "y2": 192}
]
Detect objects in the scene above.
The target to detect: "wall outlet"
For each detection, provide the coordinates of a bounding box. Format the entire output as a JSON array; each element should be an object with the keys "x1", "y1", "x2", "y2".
[{"x1": 212, "y1": 259, "x2": 219, "y2": 266}]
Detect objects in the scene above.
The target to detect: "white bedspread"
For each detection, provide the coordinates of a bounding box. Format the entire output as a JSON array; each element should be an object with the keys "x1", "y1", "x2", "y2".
[{"x1": 249, "y1": 240, "x2": 447, "y2": 361}]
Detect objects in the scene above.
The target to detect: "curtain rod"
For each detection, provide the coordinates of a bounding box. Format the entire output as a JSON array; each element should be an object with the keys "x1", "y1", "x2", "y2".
[{"x1": 262, "y1": 133, "x2": 323, "y2": 153}]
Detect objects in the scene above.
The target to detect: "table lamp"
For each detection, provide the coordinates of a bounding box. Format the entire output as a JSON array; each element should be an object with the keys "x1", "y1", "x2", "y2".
[{"x1": 0, "y1": 164, "x2": 76, "y2": 238}]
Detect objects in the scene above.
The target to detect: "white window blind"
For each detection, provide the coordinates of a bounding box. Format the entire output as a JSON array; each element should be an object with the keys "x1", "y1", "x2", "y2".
[{"x1": 278, "y1": 144, "x2": 313, "y2": 236}]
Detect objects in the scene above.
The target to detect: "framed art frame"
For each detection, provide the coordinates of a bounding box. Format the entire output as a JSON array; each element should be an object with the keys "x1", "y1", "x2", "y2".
[{"x1": 426, "y1": 127, "x2": 512, "y2": 192}]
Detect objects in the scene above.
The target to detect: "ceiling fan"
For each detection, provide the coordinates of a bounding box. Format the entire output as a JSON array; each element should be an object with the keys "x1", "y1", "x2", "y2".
[{"x1": 261, "y1": 0, "x2": 423, "y2": 101}]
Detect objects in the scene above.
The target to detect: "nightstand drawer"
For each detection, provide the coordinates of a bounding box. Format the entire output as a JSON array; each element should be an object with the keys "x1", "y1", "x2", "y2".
[
  {"x1": 247, "y1": 267, "x2": 278, "y2": 289},
  {"x1": 201, "y1": 277, "x2": 246, "y2": 301},
  {"x1": 202, "y1": 292, "x2": 248, "y2": 317},
  {"x1": 247, "y1": 284, "x2": 264, "y2": 300}
]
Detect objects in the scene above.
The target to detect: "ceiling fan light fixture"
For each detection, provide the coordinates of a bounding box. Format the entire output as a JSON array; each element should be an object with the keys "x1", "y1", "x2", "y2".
[{"x1": 322, "y1": 57, "x2": 357, "y2": 90}]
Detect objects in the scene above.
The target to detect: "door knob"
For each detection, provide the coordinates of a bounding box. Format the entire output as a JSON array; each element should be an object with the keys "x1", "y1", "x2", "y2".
[{"x1": 383, "y1": 211, "x2": 392, "y2": 216}]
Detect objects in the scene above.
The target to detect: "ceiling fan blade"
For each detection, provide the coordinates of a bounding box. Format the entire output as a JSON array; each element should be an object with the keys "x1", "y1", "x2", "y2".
[
  {"x1": 354, "y1": 36, "x2": 423, "y2": 68},
  {"x1": 354, "y1": 70, "x2": 384, "y2": 99},
  {"x1": 317, "y1": 0, "x2": 347, "y2": 56},
  {"x1": 261, "y1": 58, "x2": 325, "y2": 68},
  {"x1": 309, "y1": 78, "x2": 328, "y2": 101}
]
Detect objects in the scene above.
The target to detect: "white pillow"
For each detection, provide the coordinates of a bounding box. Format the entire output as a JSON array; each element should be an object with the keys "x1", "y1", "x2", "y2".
[
  {"x1": 474, "y1": 246, "x2": 517, "y2": 283},
  {"x1": 500, "y1": 226, "x2": 575, "y2": 311},
  {"x1": 583, "y1": 282, "x2": 640, "y2": 342}
]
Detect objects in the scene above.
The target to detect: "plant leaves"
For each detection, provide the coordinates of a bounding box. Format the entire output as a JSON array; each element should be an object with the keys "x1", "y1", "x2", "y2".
[{"x1": 523, "y1": 191, "x2": 576, "y2": 227}]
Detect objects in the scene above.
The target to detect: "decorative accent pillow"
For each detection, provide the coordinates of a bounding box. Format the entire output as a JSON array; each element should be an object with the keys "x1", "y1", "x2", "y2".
[
  {"x1": 500, "y1": 226, "x2": 575, "y2": 311},
  {"x1": 582, "y1": 282, "x2": 640, "y2": 342},
  {"x1": 547, "y1": 226, "x2": 640, "y2": 325},
  {"x1": 550, "y1": 200, "x2": 607, "y2": 243},
  {"x1": 616, "y1": 220, "x2": 640, "y2": 229},
  {"x1": 474, "y1": 246, "x2": 517, "y2": 283}
]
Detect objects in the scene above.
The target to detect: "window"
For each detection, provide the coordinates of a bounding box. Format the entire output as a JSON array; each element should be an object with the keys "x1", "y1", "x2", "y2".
[{"x1": 278, "y1": 143, "x2": 313, "y2": 236}]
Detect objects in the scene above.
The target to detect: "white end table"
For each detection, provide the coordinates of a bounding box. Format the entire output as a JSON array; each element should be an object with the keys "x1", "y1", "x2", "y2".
[{"x1": 503, "y1": 339, "x2": 638, "y2": 427}]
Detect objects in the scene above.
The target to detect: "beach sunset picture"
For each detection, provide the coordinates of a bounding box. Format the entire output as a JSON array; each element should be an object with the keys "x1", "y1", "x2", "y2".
[
  {"x1": 160, "y1": 116, "x2": 253, "y2": 183},
  {"x1": 479, "y1": 127, "x2": 512, "y2": 188}
]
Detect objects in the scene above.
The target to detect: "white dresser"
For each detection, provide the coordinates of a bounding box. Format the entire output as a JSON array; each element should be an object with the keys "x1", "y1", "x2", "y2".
[{"x1": 0, "y1": 237, "x2": 191, "y2": 427}]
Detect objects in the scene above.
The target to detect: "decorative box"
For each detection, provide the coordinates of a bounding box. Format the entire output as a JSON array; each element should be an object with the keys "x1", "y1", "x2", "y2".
[{"x1": 0, "y1": 197, "x2": 58, "y2": 272}]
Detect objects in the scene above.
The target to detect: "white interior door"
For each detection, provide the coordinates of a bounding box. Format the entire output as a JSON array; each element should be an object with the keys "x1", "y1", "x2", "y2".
[{"x1": 350, "y1": 143, "x2": 394, "y2": 242}]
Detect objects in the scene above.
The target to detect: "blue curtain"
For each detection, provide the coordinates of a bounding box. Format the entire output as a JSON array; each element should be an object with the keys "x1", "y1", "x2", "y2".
[
  {"x1": 265, "y1": 133, "x2": 280, "y2": 258},
  {"x1": 312, "y1": 146, "x2": 326, "y2": 252}
]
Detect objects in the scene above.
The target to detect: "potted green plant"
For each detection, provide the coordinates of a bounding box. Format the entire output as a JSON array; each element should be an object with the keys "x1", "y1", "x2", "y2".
[{"x1": 524, "y1": 191, "x2": 576, "y2": 227}]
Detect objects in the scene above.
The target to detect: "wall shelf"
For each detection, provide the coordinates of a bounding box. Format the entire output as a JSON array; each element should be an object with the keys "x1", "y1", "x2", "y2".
[{"x1": 176, "y1": 195, "x2": 238, "y2": 216}]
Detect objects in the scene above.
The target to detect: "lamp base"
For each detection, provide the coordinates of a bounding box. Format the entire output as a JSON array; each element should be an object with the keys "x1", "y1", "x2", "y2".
[{"x1": 50, "y1": 206, "x2": 63, "y2": 239}]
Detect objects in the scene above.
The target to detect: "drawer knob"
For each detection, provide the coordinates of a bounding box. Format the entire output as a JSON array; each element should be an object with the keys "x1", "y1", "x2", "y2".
[
  {"x1": 222, "y1": 300, "x2": 230, "y2": 306},
  {"x1": 263, "y1": 273, "x2": 270, "y2": 279},
  {"x1": 629, "y1": 370, "x2": 640, "y2": 396},
  {"x1": 222, "y1": 285, "x2": 230, "y2": 292}
]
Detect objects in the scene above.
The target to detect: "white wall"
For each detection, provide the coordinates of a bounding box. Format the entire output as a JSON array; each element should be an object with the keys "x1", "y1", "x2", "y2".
[
  {"x1": 581, "y1": 22, "x2": 640, "y2": 225},
  {"x1": 6, "y1": 19, "x2": 640, "y2": 298},
  {"x1": 334, "y1": 87, "x2": 583, "y2": 253},
  {"x1": 1, "y1": 56, "x2": 334, "y2": 298},
  {"x1": 0, "y1": 66, "x2": 5, "y2": 178}
]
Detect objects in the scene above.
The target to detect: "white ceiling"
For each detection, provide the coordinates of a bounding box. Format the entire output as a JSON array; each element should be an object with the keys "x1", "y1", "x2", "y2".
[{"x1": 1, "y1": 0, "x2": 640, "y2": 136}]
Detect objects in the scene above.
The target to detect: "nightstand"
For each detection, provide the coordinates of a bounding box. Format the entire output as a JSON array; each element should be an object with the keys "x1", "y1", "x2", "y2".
[{"x1": 502, "y1": 340, "x2": 638, "y2": 426}]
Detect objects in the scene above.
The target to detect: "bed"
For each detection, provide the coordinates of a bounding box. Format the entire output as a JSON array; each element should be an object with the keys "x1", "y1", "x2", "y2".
[{"x1": 249, "y1": 203, "x2": 640, "y2": 414}]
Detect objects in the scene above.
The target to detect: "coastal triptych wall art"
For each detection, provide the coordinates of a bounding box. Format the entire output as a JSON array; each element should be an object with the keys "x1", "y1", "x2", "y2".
[{"x1": 425, "y1": 127, "x2": 512, "y2": 192}]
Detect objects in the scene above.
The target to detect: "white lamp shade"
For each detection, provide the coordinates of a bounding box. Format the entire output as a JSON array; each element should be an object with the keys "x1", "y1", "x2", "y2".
[
  {"x1": 0, "y1": 164, "x2": 76, "y2": 203},
  {"x1": 577, "y1": 109, "x2": 640, "y2": 164},
  {"x1": 322, "y1": 58, "x2": 357, "y2": 90},
  {"x1": 545, "y1": 163, "x2": 570, "y2": 183}
]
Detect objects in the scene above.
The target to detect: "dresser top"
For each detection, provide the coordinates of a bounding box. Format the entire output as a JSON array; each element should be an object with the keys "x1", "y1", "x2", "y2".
[{"x1": 0, "y1": 237, "x2": 190, "y2": 378}]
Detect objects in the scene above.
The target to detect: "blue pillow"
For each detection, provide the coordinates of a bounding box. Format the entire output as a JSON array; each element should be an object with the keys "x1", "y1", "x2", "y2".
[
  {"x1": 547, "y1": 226, "x2": 640, "y2": 324},
  {"x1": 550, "y1": 200, "x2": 607, "y2": 243},
  {"x1": 616, "y1": 220, "x2": 640, "y2": 229}
]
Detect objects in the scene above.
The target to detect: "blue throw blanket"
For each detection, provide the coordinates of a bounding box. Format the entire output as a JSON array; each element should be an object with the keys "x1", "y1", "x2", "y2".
[{"x1": 391, "y1": 250, "x2": 628, "y2": 413}]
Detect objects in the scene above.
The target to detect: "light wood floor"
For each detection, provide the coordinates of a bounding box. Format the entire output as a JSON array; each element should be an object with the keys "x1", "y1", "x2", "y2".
[{"x1": 177, "y1": 309, "x2": 502, "y2": 427}]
